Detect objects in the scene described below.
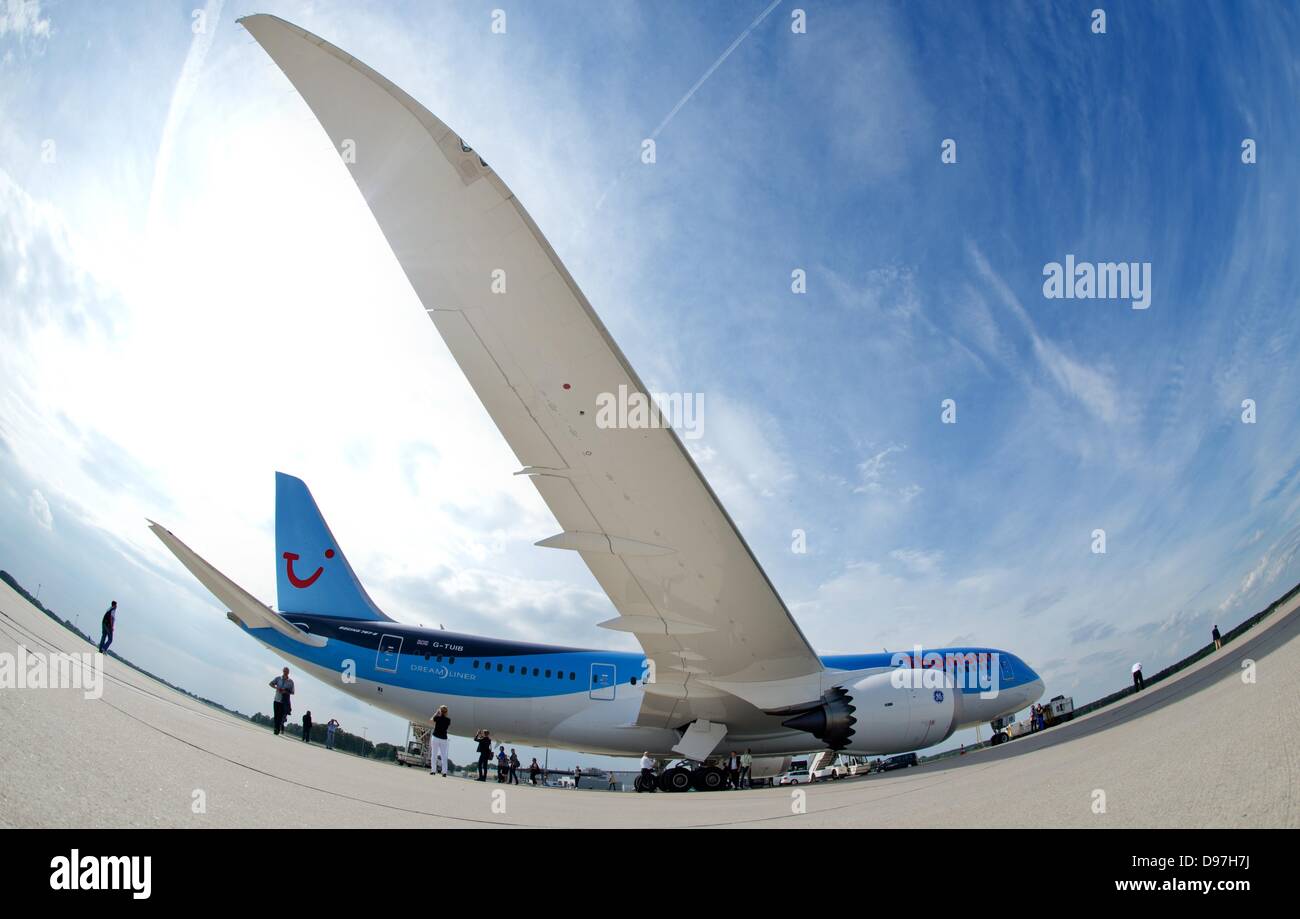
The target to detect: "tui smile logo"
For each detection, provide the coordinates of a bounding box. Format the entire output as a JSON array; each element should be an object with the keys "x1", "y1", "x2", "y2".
[{"x1": 283, "y1": 549, "x2": 334, "y2": 588}]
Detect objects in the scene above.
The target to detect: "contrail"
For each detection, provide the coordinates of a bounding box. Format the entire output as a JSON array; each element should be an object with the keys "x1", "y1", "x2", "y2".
[
  {"x1": 650, "y1": 0, "x2": 784, "y2": 139},
  {"x1": 146, "y1": 0, "x2": 225, "y2": 238},
  {"x1": 581, "y1": 0, "x2": 785, "y2": 229}
]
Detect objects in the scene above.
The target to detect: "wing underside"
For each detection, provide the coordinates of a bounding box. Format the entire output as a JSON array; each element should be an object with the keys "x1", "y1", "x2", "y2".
[{"x1": 241, "y1": 14, "x2": 826, "y2": 728}]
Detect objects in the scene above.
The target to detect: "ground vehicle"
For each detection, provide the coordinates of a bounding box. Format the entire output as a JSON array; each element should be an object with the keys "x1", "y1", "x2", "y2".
[
  {"x1": 990, "y1": 695, "x2": 1074, "y2": 745},
  {"x1": 395, "y1": 722, "x2": 431, "y2": 768},
  {"x1": 880, "y1": 752, "x2": 918, "y2": 771},
  {"x1": 1043, "y1": 695, "x2": 1075, "y2": 725},
  {"x1": 989, "y1": 711, "x2": 1029, "y2": 745},
  {"x1": 809, "y1": 750, "x2": 844, "y2": 781},
  {"x1": 840, "y1": 755, "x2": 872, "y2": 776},
  {"x1": 779, "y1": 768, "x2": 811, "y2": 785},
  {"x1": 811, "y1": 765, "x2": 841, "y2": 781}
]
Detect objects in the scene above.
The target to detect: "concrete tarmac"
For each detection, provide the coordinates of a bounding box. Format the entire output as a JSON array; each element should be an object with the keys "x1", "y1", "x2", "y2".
[{"x1": 1, "y1": 578, "x2": 1296, "y2": 828}]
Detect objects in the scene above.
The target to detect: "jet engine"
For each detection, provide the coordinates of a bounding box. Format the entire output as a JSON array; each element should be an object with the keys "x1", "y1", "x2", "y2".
[
  {"x1": 781, "y1": 686, "x2": 857, "y2": 749},
  {"x1": 782, "y1": 671, "x2": 960, "y2": 754}
]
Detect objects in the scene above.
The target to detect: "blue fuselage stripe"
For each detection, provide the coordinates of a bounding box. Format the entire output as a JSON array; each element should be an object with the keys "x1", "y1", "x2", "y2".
[{"x1": 253, "y1": 616, "x2": 1028, "y2": 700}]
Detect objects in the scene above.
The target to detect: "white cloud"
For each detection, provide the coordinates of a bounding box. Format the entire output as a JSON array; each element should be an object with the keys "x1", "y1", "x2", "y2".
[
  {"x1": 857, "y1": 442, "x2": 904, "y2": 490},
  {"x1": 27, "y1": 487, "x2": 51, "y2": 529},
  {"x1": 889, "y1": 548, "x2": 942, "y2": 576},
  {"x1": 0, "y1": 0, "x2": 50, "y2": 42},
  {"x1": 966, "y1": 240, "x2": 1122, "y2": 426}
]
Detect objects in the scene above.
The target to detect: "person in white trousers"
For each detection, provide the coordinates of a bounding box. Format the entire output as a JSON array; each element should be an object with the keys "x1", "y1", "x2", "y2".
[{"x1": 429, "y1": 705, "x2": 452, "y2": 776}]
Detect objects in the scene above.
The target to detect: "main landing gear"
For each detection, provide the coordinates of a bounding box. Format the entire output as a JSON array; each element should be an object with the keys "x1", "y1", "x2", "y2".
[{"x1": 636, "y1": 762, "x2": 728, "y2": 793}]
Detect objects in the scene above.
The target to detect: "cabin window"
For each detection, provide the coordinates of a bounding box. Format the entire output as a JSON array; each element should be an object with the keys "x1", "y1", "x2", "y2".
[
  {"x1": 569, "y1": 672, "x2": 576, "y2": 680},
  {"x1": 532, "y1": 668, "x2": 539, "y2": 677},
  {"x1": 473, "y1": 660, "x2": 480, "y2": 669},
  {"x1": 509, "y1": 665, "x2": 515, "y2": 674},
  {"x1": 545, "y1": 669, "x2": 552, "y2": 678}
]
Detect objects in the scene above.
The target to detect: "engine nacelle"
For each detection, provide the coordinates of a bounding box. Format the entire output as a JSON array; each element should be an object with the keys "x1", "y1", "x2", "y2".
[
  {"x1": 782, "y1": 671, "x2": 960, "y2": 754},
  {"x1": 845, "y1": 670, "x2": 959, "y2": 754}
]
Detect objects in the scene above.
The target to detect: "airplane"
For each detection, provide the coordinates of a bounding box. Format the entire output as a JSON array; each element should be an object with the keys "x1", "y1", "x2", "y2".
[{"x1": 151, "y1": 14, "x2": 1044, "y2": 792}]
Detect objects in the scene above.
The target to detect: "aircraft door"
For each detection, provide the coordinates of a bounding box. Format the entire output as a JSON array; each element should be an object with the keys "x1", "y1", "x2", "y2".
[
  {"x1": 589, "y1": 663, "x2": 616, "y2": 701},
  {"x1": 376, "y1": 634, "x2": 403, "y2": 673}
]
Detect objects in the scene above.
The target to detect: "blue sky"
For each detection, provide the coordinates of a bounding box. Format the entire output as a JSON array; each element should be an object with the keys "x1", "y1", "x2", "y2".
[{"x1": 2, "y1": 0, "x2": 1298, "y2": 769}]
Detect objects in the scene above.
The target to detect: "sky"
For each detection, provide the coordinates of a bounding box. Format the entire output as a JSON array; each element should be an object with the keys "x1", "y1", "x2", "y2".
[{"x1": 2, "y1": 0, "x2": 1299, "y2": 772}]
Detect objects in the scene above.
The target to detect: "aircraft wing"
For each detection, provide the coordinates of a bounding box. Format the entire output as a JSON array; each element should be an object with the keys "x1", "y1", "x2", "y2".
[{"x1": 241, "y1": 15, "x2": 827, "y2": 726}]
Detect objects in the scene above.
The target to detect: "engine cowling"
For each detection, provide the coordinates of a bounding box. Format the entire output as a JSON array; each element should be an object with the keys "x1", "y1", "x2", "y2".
[
  {"x1": 847, "y1": 670, "x2": 959, "y2": 753},
  {"x1": 782, "y1": 671, "x2": 960, "y2": 754}
]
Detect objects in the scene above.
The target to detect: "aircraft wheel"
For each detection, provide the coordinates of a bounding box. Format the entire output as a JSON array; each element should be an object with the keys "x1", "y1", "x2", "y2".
[
  {"x1": 663, "y1": 767, "x2": 692, "y2": 793},
  {"x1": 692, "y1": 766, "x2": 726, "y2": 792}
]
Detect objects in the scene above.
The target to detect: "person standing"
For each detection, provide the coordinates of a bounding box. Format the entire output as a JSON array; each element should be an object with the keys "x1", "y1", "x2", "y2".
[
  {"x1": 528, "y1": 757, "x2": 541, "y2": 785},
  {"x1": 326, "y1": 718, "x2": 339, "y2": 750},
  {"x1": 607, "y1": 771, "x2": 617, "y2": 791},
  {"x1": 508, "y1": 748, "x2": 520, "y2": 785},
  {"x1": 496, "y1": 745, "x2": 509, "y2": 782},
  {"x1": 573, "y1": 765, "x2": 582, "y2": 789},
  {"x1": 428, "y1": 706, "x2": 451, "y2": 777},
  {"x1": 474, "y1": 730, "x2": 492, "y2": 781},
  {"x1": 269, "y1": 667, "x2": 295, "y2": 735},
  {"x1": 740, "y1": 749, "x2": 753, "y2": 789},
  {"x1": 97, "y1": 601, "x2": 117, "y2": 653},
  {"x1": 726, "y1": 751, "x2": 740, "y2": 789},
  {"x1": 301, "y1": 711, "x2": 313, "y2": 743},
  {"x1": 1212, "y1": 625, "x2": 1222, "y2": 651},
  {"x1": 1131, "y1": 661, "x2": 1144, "y2": 692}
]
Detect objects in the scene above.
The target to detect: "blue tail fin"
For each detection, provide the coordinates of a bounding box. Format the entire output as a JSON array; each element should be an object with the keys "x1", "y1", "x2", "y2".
[{"x1": 275, "y1": 472, "x2": 391, "y2": 621}]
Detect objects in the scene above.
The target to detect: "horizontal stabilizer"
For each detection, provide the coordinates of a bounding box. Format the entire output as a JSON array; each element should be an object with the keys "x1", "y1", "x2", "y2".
[{"x1": 148, "y1": 521, "x2": 326, "y2": 648}]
